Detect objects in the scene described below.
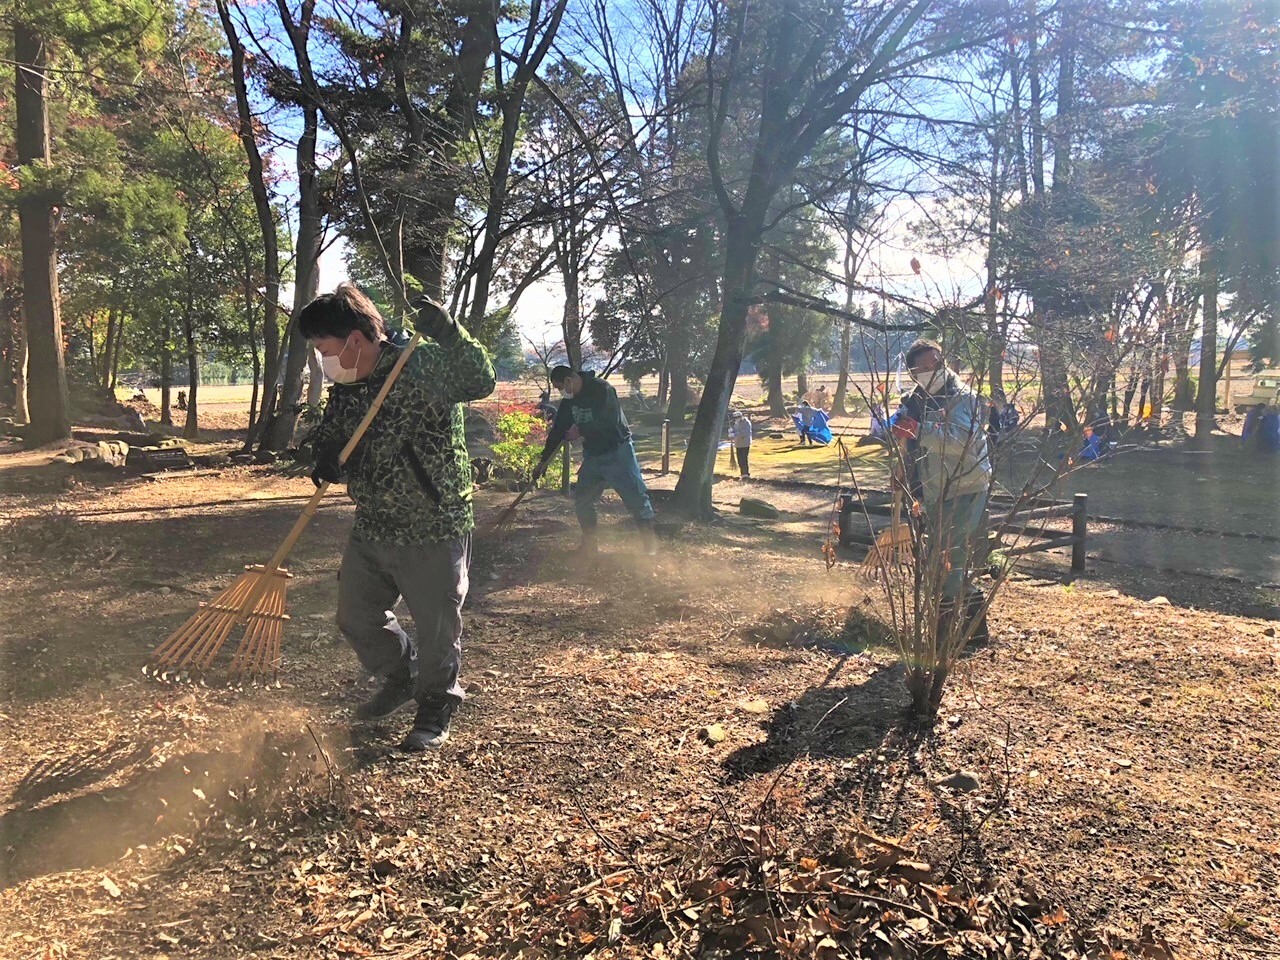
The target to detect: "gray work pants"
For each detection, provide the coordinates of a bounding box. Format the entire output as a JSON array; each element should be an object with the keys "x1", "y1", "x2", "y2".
[{"x1": 336, "y1": 533, "x2": 470, "y2": 703}]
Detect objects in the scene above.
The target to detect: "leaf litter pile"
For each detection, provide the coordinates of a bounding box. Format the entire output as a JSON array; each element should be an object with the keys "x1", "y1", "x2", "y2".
[{"x1": 0, "y1": 482, "x2": 1277, "y2": 959}]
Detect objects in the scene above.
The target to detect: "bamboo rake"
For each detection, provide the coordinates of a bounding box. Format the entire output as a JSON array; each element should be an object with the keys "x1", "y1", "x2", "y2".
[
  {"x1": 148, "y1": 333, "x2": 424, "y2": 681},
  {"x1": 858, "y1": 486, "x2": 913, "y2": 579}
]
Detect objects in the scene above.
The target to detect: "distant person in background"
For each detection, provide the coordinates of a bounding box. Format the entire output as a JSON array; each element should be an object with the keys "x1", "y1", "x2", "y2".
[
  {"x1": 628, "y1": 381, "x2": 651, "y2": 410},
  {"x1": 1242, "y1": 402, "x2": 1264, "y2": 451},
  {"x1": 812, "y1": 384, "x2": 830, "y2": 411},
  {"x1": 869, "y1": 401, "x2": 889, "y2": 439},
  {"x1": 1079, "y1": 425, "x2": 1105, "y2": 462},
  {"x1": 793, "y1": 401, "x2": 832, "y2": 446},
  {"x1": 987, "y1": 391, "x2": 1020, "y2": 449},
  {"x1": 728, "y1": 409, "x2": 753, "y2": 478},
  {"x1": 176, "y1": 390, "x2": 187, "y2": 412},
  {"x1": 537, "y1": 389, "x2": 558, "y2": 422},
  {"x1": 1261, "y1": 406, "x2": 1280, "y2": 455}
]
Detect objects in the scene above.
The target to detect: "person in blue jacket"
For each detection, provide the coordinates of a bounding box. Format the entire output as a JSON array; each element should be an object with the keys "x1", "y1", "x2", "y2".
[{"x1": 1079, "y1": 425, "x2": 1105, "y2": 462}]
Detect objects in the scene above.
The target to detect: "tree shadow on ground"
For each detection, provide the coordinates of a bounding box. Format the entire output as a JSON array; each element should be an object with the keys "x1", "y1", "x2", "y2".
[{"x1": 721, "y1": 640, "x2": 914, "y2": 789}]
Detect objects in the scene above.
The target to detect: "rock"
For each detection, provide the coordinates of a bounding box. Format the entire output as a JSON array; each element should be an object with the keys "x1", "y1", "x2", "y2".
[
  {"x1": 1147, "y1": 596, "x2": 1171, "y2": 606},
  {"x1": 701, "y1": 723, "x2": 727, "y2": 744},
  {"x1": 738, "y1": 698, "x2": 769, "y2": 715},
  {"x1": 767, "y1": 431, "x2": 786, "y2": 439},
  {"x1": 936, "y1": 770, "x2": 981, "y2": 793},
  {"x1": 1112, "y1": 757, "x2": 1133, "y2": 769},
  {"x1": 1138, "y1": 694, "x2": 1154, "y2": 706},
  {"x1": 739, "y1": 497, "x2": 780, "y2": 519},
  {"x1": 253, "y1": 449, "x2": 279, "y2": 465},
  {"x1": 1100, "y1": 589, "x2": 1121, "y2": 598},
  {"x1": 1263, "y1": 626, "x2": 1276, "y2": 638},
  {"x1": 157, "y1": 586, "x2": 171, "y2": 595}
]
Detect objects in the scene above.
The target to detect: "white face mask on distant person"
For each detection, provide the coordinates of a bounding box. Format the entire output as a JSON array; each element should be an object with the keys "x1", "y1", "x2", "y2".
[
  {"x1": 560, "y1": 387, "x2": 574, "y2": 400},
  {"x1": 321, "y1": 336, "x2": 362, "y2": 384},
  {"x1": 912, "y1": 367, "x2": 947, "y2": 395}
]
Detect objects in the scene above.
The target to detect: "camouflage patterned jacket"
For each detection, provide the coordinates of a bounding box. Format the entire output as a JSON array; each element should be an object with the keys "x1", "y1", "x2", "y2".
[{"x1": 307, "y1": 327, "x2": 496, "y2": 545}]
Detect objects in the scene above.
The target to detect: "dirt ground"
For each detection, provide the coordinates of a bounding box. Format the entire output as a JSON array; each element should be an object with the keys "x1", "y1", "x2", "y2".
[{"x1": 1, "y1": 436, "x2": 1278, "y2": 959}]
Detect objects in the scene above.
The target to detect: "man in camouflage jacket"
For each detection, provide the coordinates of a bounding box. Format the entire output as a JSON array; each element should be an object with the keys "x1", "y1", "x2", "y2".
[{"x1": 302, "y1": 284, "x2": 495, "y2": 751}]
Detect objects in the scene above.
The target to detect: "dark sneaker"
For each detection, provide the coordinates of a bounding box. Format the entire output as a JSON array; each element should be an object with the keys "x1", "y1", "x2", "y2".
[
  {"x1": 354, "y1": 667, "x2": 415, "y2": 721},
  {"x1": 400, "y1": 696, "x2": 458, "y2": 752},
  {"x1": 964, "y1": 592, "x2": 990, "y2": 646}
]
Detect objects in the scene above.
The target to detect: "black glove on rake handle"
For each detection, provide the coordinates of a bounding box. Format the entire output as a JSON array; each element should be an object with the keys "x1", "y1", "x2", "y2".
[{"x1": 148, "y1": 333, "x2": 425, "y2": 682}]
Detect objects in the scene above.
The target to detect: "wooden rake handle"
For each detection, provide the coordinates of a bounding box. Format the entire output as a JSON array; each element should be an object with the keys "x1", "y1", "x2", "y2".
[
  {"x1": 490, "y1": 440, "x2": 565, "y2": 532},
  {"x1": 262, "y1": 332, "x2": 425, "y2": 575}
]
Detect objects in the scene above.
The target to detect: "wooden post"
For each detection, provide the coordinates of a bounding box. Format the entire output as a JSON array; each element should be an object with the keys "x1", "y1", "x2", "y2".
[
  {"x1": 1071, "y1": 492, "x2": 1088, "y2": 572},
  {"x1": 560, "y1": 443, "x2": 571, "y2": 494},
  {"x1": 661, "y1": 419, "x2": 670, "y2": 475}
]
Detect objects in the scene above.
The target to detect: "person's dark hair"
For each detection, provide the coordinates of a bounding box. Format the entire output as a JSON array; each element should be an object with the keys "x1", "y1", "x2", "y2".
[
  {"x1": 298, "y1": 283, "x2": 387, "y2": 342},
  {"x1": 549, "y1": 365, "x2": 574, "y2": 385},
  {"x1": 904, "y1": 337, "x2": 943, "y2": 368}
]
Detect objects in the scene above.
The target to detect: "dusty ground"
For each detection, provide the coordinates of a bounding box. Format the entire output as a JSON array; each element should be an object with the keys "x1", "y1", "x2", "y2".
[{"x1": 1, "y1": 441, "x2": 1278, "y2": 959}]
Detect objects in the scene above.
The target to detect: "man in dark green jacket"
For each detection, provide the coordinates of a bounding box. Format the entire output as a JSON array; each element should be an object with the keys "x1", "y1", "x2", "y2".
[
  {"x1": 531, "y1": 365, "x2": 657, "y2": 555},
  {"x1": 303, "y1": 284, "x2": 495, "y2": 751}
]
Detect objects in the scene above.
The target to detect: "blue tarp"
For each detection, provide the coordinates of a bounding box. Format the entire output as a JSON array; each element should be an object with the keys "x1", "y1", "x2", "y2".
[{"x1": 793, "y1": 409, "x2": 832, "y2": 445}]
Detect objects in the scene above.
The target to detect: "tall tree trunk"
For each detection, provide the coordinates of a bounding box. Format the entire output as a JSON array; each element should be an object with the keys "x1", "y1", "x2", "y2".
[
  {"x1": 404, "y1": 3, "x2": 497, "y2": 299},
  {"x1": 1196, "y1": 245, "x2": 1218, "y2": 441},
  {"x1": 259, "y1": 0, "x2": 321, "y2": 452},
  {"x1": 160, "y1": 314, "x2": 173, "y2": 427},
  {"x1": 101, "y1": 304, "x2": 118, "y2": 388},
  {"x1": 657, "y1": 362, "x2": 669, "y2": 408},
  {"x1": 1024, "y1": 0, "x2": 1046, "y2": 197},
  {"x1": 15, "y1": 22, "x2": 70, "y2": 444},
  {"x1": 561, "y1": 262, "x2": 582, "y2": 368},
  {"x1": 257, "y1": 118, "x2": 320, "y2": 449},
  {"x1": 182, "y1": 254, "x2": 199, "y2": 440},
  {"x1": 87, "y1": 312, "x2": 98, "y2": 380},
  {"x1": 765, "y1": 365, "x2": 786, "y2": 416},
  {"x1": 1150, "y1": 339, "x2": 1167, "y2": 424},
  {"x1": 216, "y1": 0, "x2": 281, "y2": 429},
  {"x1": 0, "y1": 289, "x2": 13, "y2": 408},
  {"x1": 183, "y1": 325, "x2": 199, "y2": 440},
  {"x1": 673, "y1": 223, "x2": 759, "y2": 517},
  {"x1": 832, "y1": 321, "x2": 851, "y2": 415},
  {"x1": 667, "y1": 350, "x2": 689, "y2": 421},
  {"x1": 243, "y1": 259, "x2": 261, "y2": 432},
  {"x1": 795, "y1": 367, "x2": 808, "y2": 399},
  {"x1": 985, "y1": 129, "x2": 1004, "y2": 396},
  {"x1": 307, "y1": 349, "x2": 324, "y2": 406},
  {"x1": 13, "y1": 308, "x2": 30, "y2": 424},
  {"x1": 110, "y1": 313, "x2": 124, "y2": 390}
]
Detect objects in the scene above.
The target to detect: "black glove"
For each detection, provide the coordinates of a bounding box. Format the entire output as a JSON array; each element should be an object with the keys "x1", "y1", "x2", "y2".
[
  {"x1": 311, "y1": 446, "x2": 343, "y2": 487},
  {"x1": 411, "y1": 296, "x2": 460, "y2": 342}
]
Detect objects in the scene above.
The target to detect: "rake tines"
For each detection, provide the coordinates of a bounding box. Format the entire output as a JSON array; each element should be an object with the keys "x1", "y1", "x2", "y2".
[
  {"x1": 858, "y1": 488, "x2": 914, "y2": 580},
  {"x1": 149, "y1": 565, "x2": 292, "y2": 680},
  {"x1": 858, "y1": 523, "x2": 914, "y2": 579}
]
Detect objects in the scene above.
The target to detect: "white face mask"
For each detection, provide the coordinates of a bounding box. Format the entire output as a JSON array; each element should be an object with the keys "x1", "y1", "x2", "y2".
[
  {"x1": 912, "y1": 368, "x2": 947, "y2": 395},
  {"x1": 560, "y1": 388, "x2": 574, "y2": 400},
  {"x1": 321, "y1": 336, "x2": 362, "y2": 384}
]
